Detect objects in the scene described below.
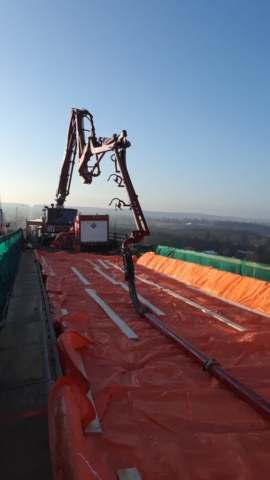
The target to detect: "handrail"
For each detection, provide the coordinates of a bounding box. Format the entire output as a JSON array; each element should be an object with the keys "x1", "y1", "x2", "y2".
[{"x1": 36, "y1": 259, "x2": 62, "y2": 379}]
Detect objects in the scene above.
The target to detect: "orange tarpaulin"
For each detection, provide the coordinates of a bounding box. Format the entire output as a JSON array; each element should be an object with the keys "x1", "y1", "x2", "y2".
[
  {"x1": 35, "y1": 251, "x2": 270, "y2": 479},
  {"x1": 138, "y1": 252, "x2": 270, "y2": 316}
]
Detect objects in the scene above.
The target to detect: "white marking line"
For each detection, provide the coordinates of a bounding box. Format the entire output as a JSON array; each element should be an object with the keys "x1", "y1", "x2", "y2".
[
  {"x1": 164, "y1": 289, "x2": 247, "y2": 332},
  {"x1": 86, "y1": 260, "x2": 165, "y2": 316},
  {"x1": 107, "y1": 260, "x2": 270, "y2": 320},
  {"x1": 131, "y1": 275, "x2": 248, "y2": 332},
  {"x1": 85, "y1": 288, "x2": 138, "y2": 340},
  {"x1": 76, "y1": 352, "x2": 102, "y2": 435},
  {"x1": 135, "y1": 276, "x2": 163, "y2": 290},
  {"x1": 72, "y1": 265, "x2": 137, "y2": 339},
  {"x1": 41, "y1": 255, "x2": 48, "y2": 266},
  {"x1": 87, "y1": 259, "x2": 99, "y2": 268},
  {"x1": 187, "y1": 285, "x2": 270, "y2": 320},
  {"x1": 95, "y1": 267, "x2": 118, "y2": 285},
  {"x1": 97, "y1": 259, "x2": 110, "y2": 269},
  {"x1": 107, "y1": 261, "x2": 249, "y2": 331},
  {"x1": 71, "y1": 267, "x2": 90, "y2": 285},
  {"x1": 134, "y1": 274, "x2": 247, "y2": 332},
  {"x1": 105, "y1": 260, "x2": 122, "y2": 271}
]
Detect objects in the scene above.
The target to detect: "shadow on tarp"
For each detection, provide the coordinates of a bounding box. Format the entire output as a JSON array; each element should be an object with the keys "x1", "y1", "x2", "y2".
[{"x1": 0, "y1": 230, "x2": 24, "y2": 320}]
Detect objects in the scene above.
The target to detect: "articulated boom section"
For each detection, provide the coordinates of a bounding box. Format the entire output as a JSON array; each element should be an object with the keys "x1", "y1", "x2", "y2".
[
  {"x1": 112, "y1": 148, "x2": 148, "y2": 246},
  {"x1": 55, "y1": 108, "x2": 149, "y2": 246},
  {"x1": 56, "y1": 109, "x2": 93, "y2": 206}
]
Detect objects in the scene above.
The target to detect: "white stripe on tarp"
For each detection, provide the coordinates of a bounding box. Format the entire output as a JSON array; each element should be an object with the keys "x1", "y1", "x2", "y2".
[
  {"x1": 85, "y1": 288, "x2": 138, "y2": 340},
  {"x1": 163, "y1": 289, "x2": 247, "y2": 332},
  {"x1": 72, "y1": 264, "x2": 138, "y2": 338},
  {"x1": 71, "y1": 267, "x2": 90, "y2": 285},
  {"x1": 135, "y1": 276, "x2": 163, "y2": 290},
  {"x1": 61, "y1": 309, "x2": 68, "y2": 316},
  {"x1": 106, "y1": 260, "x2": 250, "y2": 331},
  {"x1": 41, "y1": 255, "x2": 48, "y2": 266},
  {"x1": 87, "y1": 259, "x2": 99, "y2": 269},
  {"x1": 187, "y1": 285, "x2": 270, "y2": 320},
  {"x1": 97, "y1": 259, "x2": 110, "y2": 269},
  {"x1": 86, "y1": 259, "x2": 165, "y2": 316},
  {"x1": 105, "y1": 260, "x2": 122, "y2": 271},
  {"x1": 93, "y1": 267, "x2": 118, "y2": 285},
  {"x1": 76, "y1": 352, "x2": 102, "y2": 435},
  {"x1": 107, "y1": 260, "x2": 270, "y2": 319},
  {"x1": 135, "y1": 275, "x2": 247, "y2": 332},
  {"x1": 131, "y1": 262, "x2": 270, "y2": 321}
]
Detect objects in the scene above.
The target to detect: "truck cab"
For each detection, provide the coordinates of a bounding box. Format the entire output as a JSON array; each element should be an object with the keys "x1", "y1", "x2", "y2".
[{"x1": 41, "y1": 206, "x2": 77, "y2": 244}]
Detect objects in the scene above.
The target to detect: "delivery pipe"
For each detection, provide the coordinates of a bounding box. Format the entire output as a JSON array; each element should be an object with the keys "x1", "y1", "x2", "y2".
[
  {"x1": 122, "y1": 248, "x2": 270, "y2": 423},
  {"x1": 143, "y1": 311, "x2": 270, "y2": 422}
]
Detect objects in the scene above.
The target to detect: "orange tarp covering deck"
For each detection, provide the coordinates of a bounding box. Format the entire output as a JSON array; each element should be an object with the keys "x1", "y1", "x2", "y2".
[
  {"x1": 36, "y1": 250, "x2": 270, "y2": 479},
  {"x1": 138, "y1": 252, "x2": 270, "y2": 316}
]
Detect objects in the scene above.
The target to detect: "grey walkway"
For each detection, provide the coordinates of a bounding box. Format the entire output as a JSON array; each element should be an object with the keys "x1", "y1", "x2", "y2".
[{"x1": 0, "y1": 251, "x2": 58, "y2": 479}]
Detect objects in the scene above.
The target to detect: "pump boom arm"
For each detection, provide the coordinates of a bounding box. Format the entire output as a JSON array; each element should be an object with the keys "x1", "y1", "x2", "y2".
[{"x1": 56, "y1": 108, "x2": 149, "y2": 247}]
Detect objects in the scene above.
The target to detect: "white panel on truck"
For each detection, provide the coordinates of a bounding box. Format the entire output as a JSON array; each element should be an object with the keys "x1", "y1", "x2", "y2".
[{"x1": 81, "y1": 220, "x2": 108, "y2": 243}]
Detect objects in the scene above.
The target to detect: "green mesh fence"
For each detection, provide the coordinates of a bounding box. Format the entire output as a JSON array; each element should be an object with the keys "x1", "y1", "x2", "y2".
[
  {"x1": 199, "y1": 253, "x2": 242, "y2": 274},
  {"x1": 241, "y1": 260, "x2": 270, "y2": 282},
  {"x1": 156, "y1": 246, "x2": 242, "y2": 274},
  {"x1": 155, "y1": 246, "x2": 176, "y2": 258},
  {"x1": 134, "y1": 243, "x2": 270, "y2": 282},
  {"x1": 0, "y1": 230, "x2": 23, "y2": 320}
]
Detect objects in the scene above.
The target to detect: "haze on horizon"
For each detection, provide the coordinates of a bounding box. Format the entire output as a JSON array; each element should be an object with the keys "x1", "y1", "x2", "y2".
[{"x1": 0, "y1": 1, "x2": 269, "y2": 220}]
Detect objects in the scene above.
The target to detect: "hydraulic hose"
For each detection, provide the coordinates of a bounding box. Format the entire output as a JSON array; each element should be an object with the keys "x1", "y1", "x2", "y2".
[
  {"x1": 121, "y1": 247, "x2": 270, "y2": 423},
  {"x1": 143, "y1": 311, "x2": 270, "y2": 422},
  {"x1": 122, "y1": 247, "x2": 147, "y2": 315}
]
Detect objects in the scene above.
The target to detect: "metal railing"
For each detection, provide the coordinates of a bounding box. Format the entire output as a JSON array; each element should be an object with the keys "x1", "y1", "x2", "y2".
[{"x1": 109, "y1": 232, "x2": 128, "y2": 242}]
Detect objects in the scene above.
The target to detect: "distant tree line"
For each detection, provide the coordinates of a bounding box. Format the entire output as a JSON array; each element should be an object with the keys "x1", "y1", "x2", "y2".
[{"x1": 115, "y1": 222, "x2": 270, "y2": 265}]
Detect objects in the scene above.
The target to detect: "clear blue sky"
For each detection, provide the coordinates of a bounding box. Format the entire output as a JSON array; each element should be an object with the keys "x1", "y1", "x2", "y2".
[{"x1": 0, "y1": 0, "x2": 269, "y2": 218}]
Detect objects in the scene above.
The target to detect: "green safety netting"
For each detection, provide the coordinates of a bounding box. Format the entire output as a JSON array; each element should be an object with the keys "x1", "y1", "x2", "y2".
[
  {"x1": 155, "y1": 246, "x2": 242, "y2": 274},
  {"x1": 133, "y1": 244, "x2": 270, "y2": 283},
  {"x1": 0, "y1": 230, "x2": 23, "y2": 320},
  {"x1": 241, "y1": 260, "x2": 270, "y2": 282}
]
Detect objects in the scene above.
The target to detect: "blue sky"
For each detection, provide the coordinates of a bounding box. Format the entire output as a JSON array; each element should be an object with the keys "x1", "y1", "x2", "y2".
[{"x1": 0, "y1": 0, "x2": 269, "y2": 218}]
